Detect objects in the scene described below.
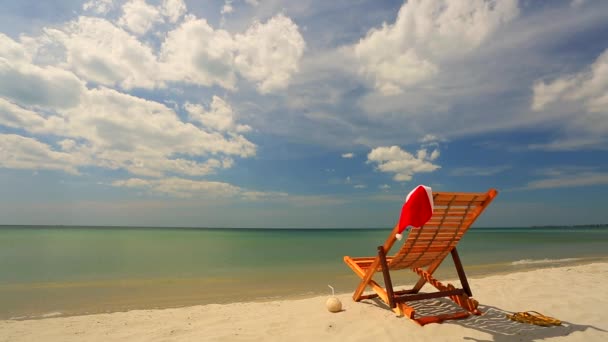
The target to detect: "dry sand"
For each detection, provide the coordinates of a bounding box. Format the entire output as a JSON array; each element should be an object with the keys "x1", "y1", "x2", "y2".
[{"x1": 1, "y1": 263, "x2": 607, "y2": 341}]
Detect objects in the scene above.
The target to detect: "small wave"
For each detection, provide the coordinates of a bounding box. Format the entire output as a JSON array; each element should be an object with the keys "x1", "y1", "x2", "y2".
[
  {"x1": 9, "y1": 311, "x2": 63, "y2": 320},
  {"x1": 511, "y1": 258, "x2": 582, "y2": 266},
  {"x1": 40, "y1": 311, "x2": 63, "y2": 318}
]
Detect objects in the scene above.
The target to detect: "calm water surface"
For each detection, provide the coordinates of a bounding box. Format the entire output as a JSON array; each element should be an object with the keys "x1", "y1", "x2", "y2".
[{"x1": 1, "y1": 226, "x2": 607, "y2": 319}]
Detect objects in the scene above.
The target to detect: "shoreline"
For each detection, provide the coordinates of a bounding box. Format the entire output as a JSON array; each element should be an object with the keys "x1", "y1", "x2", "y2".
[
  {"x1": 0, "y1": 257, "x2": 608, "y2": 321},
  {"x1": 3, "y1": 256, "x2": 608, "y2": 321},
  {"x1": 2, "y1": 262, "x2": 607, "y2": 341}
]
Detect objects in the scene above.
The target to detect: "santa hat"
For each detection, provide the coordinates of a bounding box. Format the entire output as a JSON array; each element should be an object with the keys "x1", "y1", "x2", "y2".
[{"x1": 395, "y1": 185, "x2": 434, "y2": 240}]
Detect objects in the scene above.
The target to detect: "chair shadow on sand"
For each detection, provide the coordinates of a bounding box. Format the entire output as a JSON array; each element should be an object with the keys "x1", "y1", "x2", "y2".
[{"x1": 361, "y1": 297, "x2": 607, "y2": 341}]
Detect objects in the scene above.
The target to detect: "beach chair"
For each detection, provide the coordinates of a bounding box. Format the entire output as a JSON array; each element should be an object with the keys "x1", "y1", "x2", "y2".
[{"x1": 344, "y1": 189, "x2": 498, "y2": 326}]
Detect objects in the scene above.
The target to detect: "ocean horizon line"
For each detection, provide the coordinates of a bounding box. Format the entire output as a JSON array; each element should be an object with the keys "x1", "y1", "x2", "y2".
[{"x1": 1, "y1": 224, "x2": 607, "y2": 231}]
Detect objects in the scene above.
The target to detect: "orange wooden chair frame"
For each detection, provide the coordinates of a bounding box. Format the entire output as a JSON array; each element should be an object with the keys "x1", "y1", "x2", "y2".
[{"x1": 344, "y1": 189, "x2": 498, "y2": 326}]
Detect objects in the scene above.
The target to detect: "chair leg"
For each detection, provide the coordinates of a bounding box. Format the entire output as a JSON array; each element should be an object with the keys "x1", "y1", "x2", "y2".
[
  {"x1": 347, "y1": 256, "x2": 381, "y2": 301},
  {"x1": 451, "y1": 248, "x2": 472, "y2": 297},
  {"x1": 377, "y1": 246, "x2": 396, "y2": 308}
]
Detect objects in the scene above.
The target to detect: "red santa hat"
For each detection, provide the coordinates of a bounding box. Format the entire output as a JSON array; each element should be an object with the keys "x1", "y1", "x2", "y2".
[{"x1": 395, "y1": 185, "x2": 434, "y2": 240}]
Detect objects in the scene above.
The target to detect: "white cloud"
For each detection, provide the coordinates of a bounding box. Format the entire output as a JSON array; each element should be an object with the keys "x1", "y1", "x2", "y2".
[
  {"x1": 0, "y1": 85, "x2": 256, "y2": 178},
  {"x1": 420, "y1": 134, "x2": 442, "y2": 144},
  {"x1": 160, "y1": 13, "x2": 305, "y2": 93},
  {"x1": 533, "y1": 49, "x2": 608, "y2": 114},
  {"x1": 429, "y1": 149, "x2": 440, "y2": 160},
  {"x1": 367, "y1": 145, "x2": 440, "y2": 181},
  {"x1": 160, "y1": 0, "x2": 187, "y2": 23},
  {"x1": 354, "y1": 0, "x2": 519, "y2": 95},
  {"x1": 531, "y1": 48, "x2": 608, "y2": 149},
  {"x1": 0, "y1": 98, "x2": 63, "y2": 134},
  {"x1": 118, "y1": 0, "x2": 163, "y2": 36},
  {"x1": 234, "y1": 14, "x2": 306, "y2": 93},
  {"x1": 354, "y1": 184, "x2": 366, "y2": 189},
  {"x1": 18, "y1": 10, "x2": 303, "y2": 94},
  {"x1": 0, "y1": 134, "x2": 81, "y2": 174},
  {"x1": 83, "y1": 0, "x2": 114, "y2": 14},
  {"x1": 112, "y1": 177, "x2": 288, "y2": 199},
  {"x1": 159, "y1": 17, "x2": 238, "y2": 90},
  {"x1": 0, "y1": 18, "x2": 284, "y2": 182},
  {"x1": 185, "y1": 96, "x2": 251, "y2": 133},
  {"x1": 0, "y1": 33, "x2": 29, "y2": 61},
  {"x1": 341, "y1": 152, "x2": 354, "y2": 158},
  {"x1": 222, "y1": 1, "x2": 234, "y2": 15},
  {"x1": 60, "y1": 87, "x2": 255, "y2": 175},
  {"x1": 245, "y1": 0, "x2": 259, "y2": 6},
  {"x1": 44, "y1": 17, "x2": 160, "y2": 90},
  {"x1": 379, "y1": 184, "x2": 391, "y2": 190},
  {"x1": 0, "y1": 55, "x2": 85, "y2": 108},
  {"x1": 522, "y1": 171, "x2": 608, "y2": 190},
  {"x1": 528, "y1": 137, "x2": 608, "y2": 151}
]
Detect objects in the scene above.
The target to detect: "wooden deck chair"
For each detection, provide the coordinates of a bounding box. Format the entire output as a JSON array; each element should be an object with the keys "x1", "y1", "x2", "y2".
[{"x1": 344, "y1": 189, "x2": 498, "y2": 326}]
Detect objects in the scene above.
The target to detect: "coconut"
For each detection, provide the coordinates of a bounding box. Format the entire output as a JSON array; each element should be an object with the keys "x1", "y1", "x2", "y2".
[{"x1": 326, "y1": 285, "x2": 342, "y2": 313}]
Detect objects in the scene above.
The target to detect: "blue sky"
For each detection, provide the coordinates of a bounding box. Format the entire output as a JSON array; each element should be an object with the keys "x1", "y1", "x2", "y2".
[{"x1": 0, "y1": 0, "x2": 607, "y2": 228}]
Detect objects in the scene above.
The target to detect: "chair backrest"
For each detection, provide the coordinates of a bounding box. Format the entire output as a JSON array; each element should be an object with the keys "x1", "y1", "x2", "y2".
[{"x1": 388, "y1": 189, "x2": 497, "y2": 270}]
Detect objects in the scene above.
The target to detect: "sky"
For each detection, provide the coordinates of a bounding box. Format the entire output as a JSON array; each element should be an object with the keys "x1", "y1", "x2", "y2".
[{"x1": 0, "y1": 0, "x2": 607, "y2": 228}]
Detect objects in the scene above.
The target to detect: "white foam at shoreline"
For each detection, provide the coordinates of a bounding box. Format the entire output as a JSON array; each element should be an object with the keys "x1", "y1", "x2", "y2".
[{"x1": 510, "y1": 257, "x2": 581, "y2": 266}]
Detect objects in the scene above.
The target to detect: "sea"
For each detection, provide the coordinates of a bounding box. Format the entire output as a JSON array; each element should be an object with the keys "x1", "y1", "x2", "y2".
[{"x1": 1, "y1": 225, "x2": 607, "y2": 320}]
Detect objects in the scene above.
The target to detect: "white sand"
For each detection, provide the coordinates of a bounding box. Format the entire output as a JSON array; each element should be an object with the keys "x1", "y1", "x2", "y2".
[{"x1": 1, "y1": 263, "x2": 607, "y2": 341}]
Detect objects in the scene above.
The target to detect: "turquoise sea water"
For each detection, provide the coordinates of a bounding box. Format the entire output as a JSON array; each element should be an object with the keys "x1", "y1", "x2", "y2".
[{"x1": 1, "y1": 226, "x2": 608, "y2": 319}]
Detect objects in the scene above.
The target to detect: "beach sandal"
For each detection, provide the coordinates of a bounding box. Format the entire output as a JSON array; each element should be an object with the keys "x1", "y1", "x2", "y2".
[{"x1": 506, "y1": 311, "x2": 561, "y2": 326}]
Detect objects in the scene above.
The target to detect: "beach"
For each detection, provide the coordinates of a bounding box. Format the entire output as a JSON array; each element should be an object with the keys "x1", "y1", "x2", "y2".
[{"x1": 1, "y1": 262, "x2": 607, "y2": 341}]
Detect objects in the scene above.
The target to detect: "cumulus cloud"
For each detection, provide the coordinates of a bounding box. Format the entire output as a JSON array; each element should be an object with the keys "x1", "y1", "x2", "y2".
[
  {"x1": 0, "y1": 98, "x2": 63, "y2": 134},
  {"x1": 0, "y1": 59, "x2": 85, "y2": 109},
  {"x1": 0, "y1": 33, "x2": 85, "y2": 107},
  {"x1": 62, "y1": 88, "x2": 255, "y2": 176},
  {"x1": 0, "y1": 33, "x2": 29, "y2": 61},
  {"x1": 160, "y1": 0, "x2": 187, "y2": 23},
  {"x1": 234, "y1": 14, "x2": 306, "y2": 93},
  {"x1": 367, "y1": 145, "x2": 440, "y2": 181},
  {"x1": 0, "y1": 7, "x2": 308, "y2": 202},
  {"x1": 354, "y1": 0, "x2": 519, "y2": 95},
  {"x1": 83, "y1": 0, "x2": 114, "y2": 14},
  {"x1": 0, "y1": 134, "x2": 82, "y2": 174},
  {"x1": 19, "y1": 7, "x2": 303, "y2": 94},
  {"x1": 43, "y1": 17, "x2": 160, "y2": 90},
  {"x1": 341, "y1": 152, "x2": 354, "y2": 158},
  {"x1": 118, "y1": 0, "x2": 163, "y2": 35},
  {"x1": 159, "y1": 13, "x2": 305, "y2": 93},
  {"x1": 0, "y1": 84, "x2": 256, "y2": 178},
  {"x1": 185, "y1": 96, "x2": 252, "y2": 133},
  {"x1": 159, "y1": 17, "x2": 238, "y2": 89}
]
